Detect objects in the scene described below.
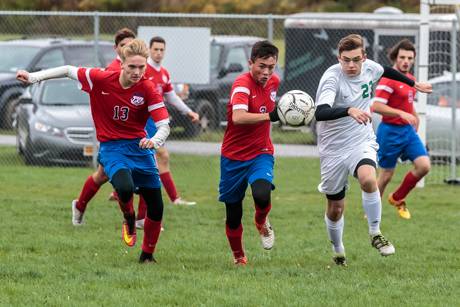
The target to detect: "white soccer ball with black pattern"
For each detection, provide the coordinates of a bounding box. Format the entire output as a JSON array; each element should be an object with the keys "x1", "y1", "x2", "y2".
[{"x1": 277, "y1": 90, "x2": 315, "y2": 126}]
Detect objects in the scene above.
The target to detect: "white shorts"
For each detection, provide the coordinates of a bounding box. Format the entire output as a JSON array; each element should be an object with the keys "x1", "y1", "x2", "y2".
[{"x1": 317, "y1": 141, "x2": 378, "y2": 195}]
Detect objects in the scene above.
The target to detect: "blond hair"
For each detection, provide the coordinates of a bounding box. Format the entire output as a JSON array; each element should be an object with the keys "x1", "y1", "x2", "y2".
[
  {"x1": 338, "y1": 34, "x2": 365, "y2": 55},
  {"x1": 120, "y1": 39, "x2": 149, "y2": 61}
]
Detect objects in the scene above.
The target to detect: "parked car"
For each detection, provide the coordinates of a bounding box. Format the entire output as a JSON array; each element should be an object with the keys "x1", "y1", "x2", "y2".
[
  {"x1": 168, "y1": 35, "x2": 283, "y2": 136},
  {"x1": 1, "y1": 38, "x2": 114, "y2": 129},
  {"x1": 16, "y1": 79, "x2": 94, "y2": 166}
]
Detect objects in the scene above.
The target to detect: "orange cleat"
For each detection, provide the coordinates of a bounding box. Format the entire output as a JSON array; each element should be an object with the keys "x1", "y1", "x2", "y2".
[{"x1": 388, "y1": 193, "x2": 411, "y2": 219}]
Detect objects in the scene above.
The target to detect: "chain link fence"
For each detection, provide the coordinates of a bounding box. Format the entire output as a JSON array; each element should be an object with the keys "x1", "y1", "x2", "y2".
[{"x1": 0, "y1": 9, "x2": 458, "y2": 184}]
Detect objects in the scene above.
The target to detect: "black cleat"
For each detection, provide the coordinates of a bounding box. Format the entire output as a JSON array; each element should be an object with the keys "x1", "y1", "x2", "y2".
[
  {"x1": 139, "y1": 251, "x2": 157, "y2": 264},
  {"x1": 332, "y1": 254, "x2": 347, "y2": 267}
]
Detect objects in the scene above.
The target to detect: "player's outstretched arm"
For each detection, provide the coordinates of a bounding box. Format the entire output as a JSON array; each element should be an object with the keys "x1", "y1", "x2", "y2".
[
  {"x1": 372, "y1": 102, "x2": 417, "y2": 126},
  {"x1": 164, "y1": 91, "x2": 200, "y2": 123},
  {"x1": 382, "y1": 66, "x2": 432, "y2": 93},
  {"x1": 16, "y1": 66, "x2": 78, "y2": 84},
  {"x1": 315, "y1": 104, "x2": 371, "y2": 125},
  {"x1": 232, "y1": 109, "x2": 272, "y2": 125}
]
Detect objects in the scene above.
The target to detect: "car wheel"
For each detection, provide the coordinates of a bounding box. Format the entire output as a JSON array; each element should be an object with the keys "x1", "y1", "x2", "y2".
[
  {"x1": 184, "y1": 99, "x2": 216, "y2": 137},
  {"x1": 4, "y1": 97, "x2": 20, "y2": 129},
  {"x1": 21, "y1": 130, "x2": 36, "y2": 165}
]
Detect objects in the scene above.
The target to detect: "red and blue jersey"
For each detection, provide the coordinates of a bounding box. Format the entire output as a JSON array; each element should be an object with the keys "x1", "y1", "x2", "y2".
[
  {"x1": 76, "y1": 68, "x2": 168, "y2": 142},
  {"x1": 221, "y1": 72, "x2": 280, "y2": 161},
  {"x1": 105, "y1": 58, "x2": 121, "y2": 72},
  {"x1": 145, "y1": 61, "x2": 174, "y2": 97},
  {"x1": 374, "y1": 73, "x2": 416, "y2": 125}
]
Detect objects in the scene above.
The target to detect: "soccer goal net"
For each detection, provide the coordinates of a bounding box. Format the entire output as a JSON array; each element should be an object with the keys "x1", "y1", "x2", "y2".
[{"x1": 419, "y1": 0, "x2": 460, "y2": 185}]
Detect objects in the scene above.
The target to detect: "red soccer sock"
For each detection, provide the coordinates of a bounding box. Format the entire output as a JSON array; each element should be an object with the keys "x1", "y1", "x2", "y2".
[
  {"x1": 225, "y1": 224, "x2": 244, "y2": 259},
  {"x1": 137, "y1": 195, "x2": 147, "y2": 220},
  {"x1": 254, "y1": 203, "x2": 272, "y2": 226},
  {"x1": 76, "y1": 176, "x2": 101, "y2": 212},
  {"x1": 142, "y1": 217, "x2": 162, "y2": 253},
  {"x1": 160, "y1": 172, "x2": 179, "y2": 202},
  {"x1": 393, "y1": 171, "x2": 421, "y2": 201},
  {"x1": 118, "y1": 196, "x2": 134, "y2": 216}
]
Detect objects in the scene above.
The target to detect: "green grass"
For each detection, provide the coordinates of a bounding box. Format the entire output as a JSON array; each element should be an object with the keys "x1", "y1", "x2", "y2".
[{"x1": 0, "y1": 147, "x2": 459, "y2": 306}]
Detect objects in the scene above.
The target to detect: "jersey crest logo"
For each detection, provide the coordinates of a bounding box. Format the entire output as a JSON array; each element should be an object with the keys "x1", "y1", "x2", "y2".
[
  {"x1": 259, "y1": 106, "x2": 267, "y2": 113},
  {"x1": 270, "y1": 91, "x2": 277, "y2": 102},
  {"x1": 130, "y1": 95, "x2": 145, "y2": 106}
]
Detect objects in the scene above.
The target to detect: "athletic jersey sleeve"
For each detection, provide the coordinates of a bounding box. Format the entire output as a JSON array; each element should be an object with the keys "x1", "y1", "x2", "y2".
[
  {"x1": 146, "y1": 83, "x2": 169, "y2": 126},
  {"x1": 366, "y1": 59, "x2": 385, "y2": 80},
  {"x1": 229, "y1": 77, "x2": 251, "y2": 111},
  {"x1": 374, "y1": 78, "x2": 393, "y2": 105},
  {"x1": 316, "y1": 69, "x2": 338, "y2": 107},
  {"x1": 163, "y1": 69, "x2": 174, "y2": 94},
  {"x1": 77, "y1": 68, "x2": 106, "y2": 93}
]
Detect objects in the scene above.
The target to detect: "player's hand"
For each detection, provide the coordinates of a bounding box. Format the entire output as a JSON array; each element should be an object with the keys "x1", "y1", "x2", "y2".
[
  {"x1": 139, "y1": 137, "x2": 161, "y2": 149},
  {"x1": 187, "y1": 111, "x2": 200, "y2": 123},
  {"x1": 399, "y1": 112, "x2": 417, "y2": 126},
  {"x1": 16, "y1": 70, "x2": 31, "y2": 84},
  {"x1": 414, "y1": 81, "x2": 432, "y2": 94},
  {"x1": 348, "y1": 107, "x2": 372, "y2": 125}
]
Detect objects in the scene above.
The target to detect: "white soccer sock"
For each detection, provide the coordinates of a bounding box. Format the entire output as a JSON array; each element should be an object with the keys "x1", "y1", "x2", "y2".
[
  {"x1": 324, "y1": 214, "x2": 345, "y2": 254},
  {"x1": 362, "y1": 190, "x2": 382, "y2": 236}
]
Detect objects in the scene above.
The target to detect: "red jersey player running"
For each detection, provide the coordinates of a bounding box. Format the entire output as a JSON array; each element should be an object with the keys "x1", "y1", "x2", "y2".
[
  {"x1": 17, "y1": 39, "x2": 169, "y2": 263},
  {"x1": 219, "y1": 40, "x2": 281, "y2": 265},
  {"x1": 372, "y1": 39, "x2": 431, "y2": 219}
]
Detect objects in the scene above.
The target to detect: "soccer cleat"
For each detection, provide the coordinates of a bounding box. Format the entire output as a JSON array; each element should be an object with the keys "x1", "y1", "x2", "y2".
[
  {"x1": 71, "y1": 199, "x2": 84, "y2": 226},
  {"x1": 233, "y1": 256, "x2": 248, "y2": 265},
  {"x1": 135, "y1": 219, "x2": 145, "y2": 229},
  {"x1": 108, "y1": 191, "x2": 118, "y2": 202},
  {"x1": 255, "y1": 219, "x2": 275, "y2": 250},
  {"x1": 139, "y1": 251, "x2": 157, "y2": 264},
  {"x1": 172, "y1": 197, "x2": 196, "y2": 206},
  {"x1": 122, "y1": 221, "x2": 137, "y2": 247},
  {"x1": 388, "y1": 193, "x2": 411, "y2": 219},
  {"x1": 371, "y1": 233, "x2": 395, "y2": 256},
  {"x1": 332, "y1": 253, "x2": 347, "y2": 266}
]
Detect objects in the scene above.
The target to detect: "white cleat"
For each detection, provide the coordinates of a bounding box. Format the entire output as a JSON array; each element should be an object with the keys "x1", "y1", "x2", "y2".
[
  {"x1": 72, "y1": 199, "x2": 84, "y2": 226},
  {"x1": 371, "y1": 233, "x2": 395, "y2": 256},
  {"x1": 172, "y1": 197, "x2": 196, "y2": 206},
  {"x1": 256, "y1": 219, "x2": 275, "y2": 250}
]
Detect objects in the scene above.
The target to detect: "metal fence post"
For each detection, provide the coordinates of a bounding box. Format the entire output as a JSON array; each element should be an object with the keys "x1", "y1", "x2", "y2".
[
  {"x1": 448, "y1": 18, "x2": 459, "y2": 183},
  {"x1": 92, "y1": 11, "x2": 100, "y2": 169},
  {"x1": 268, "y1": 14, "x2": 273, "y2": 41}
]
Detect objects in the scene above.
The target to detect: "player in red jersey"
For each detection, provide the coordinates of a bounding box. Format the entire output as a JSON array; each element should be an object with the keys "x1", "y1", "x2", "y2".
[
  {"x1": 372, "y1": 39, "x2": 431, "y2": 219},
  {"x1": 17, "y1": 39, "x2": 169, "y2": 263},
  {"x1": 133, "y1": 36, "x2": 200, "y2": 228},
  {"x1": 70, "y1": 28, "x2": 136, "y2": 226},
  {"x1": 218, "y1": 40, "x2": 281, "y2": 265}
]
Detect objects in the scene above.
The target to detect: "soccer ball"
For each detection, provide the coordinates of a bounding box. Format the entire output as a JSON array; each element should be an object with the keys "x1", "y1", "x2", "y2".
[{"x1": 277, "y1": 90, "x2": 315, "y2": 126}]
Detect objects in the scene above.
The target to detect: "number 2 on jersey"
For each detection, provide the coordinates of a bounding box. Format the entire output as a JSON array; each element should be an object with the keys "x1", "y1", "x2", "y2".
[
  {"x1": 361, "y1": 80, "x2": 374, "y2": 99},
  {"x1": 113, "y1": 106, "x2": 129, "y2": 121}
]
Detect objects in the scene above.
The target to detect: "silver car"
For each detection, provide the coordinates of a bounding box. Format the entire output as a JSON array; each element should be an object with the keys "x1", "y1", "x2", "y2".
[{"x1": 16, "y1": 79, "x2": 94, "y2": 166}]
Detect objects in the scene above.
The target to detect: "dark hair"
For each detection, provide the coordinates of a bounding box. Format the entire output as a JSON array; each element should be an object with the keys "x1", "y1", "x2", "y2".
[
  {"x1": 250, "y1": 40, "x2": 278, "y2": 62},
  {"x1": 149, "y1": 36, "x2": 166, "y2": 48},
  {"x1": 338, "y1": 34, "x2": 364, "y2": 55},
  {"x1": 388, "y1": 39, "x2": 416, "y2": 62},
  {"x1": 114, "y1": 28, "x2": 136, "y2": 46}
]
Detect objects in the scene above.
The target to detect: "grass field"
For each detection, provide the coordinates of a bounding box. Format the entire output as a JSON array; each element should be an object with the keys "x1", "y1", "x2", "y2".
[{"x1": 0, "y1": 147, "x2": 459, "y2": 306}]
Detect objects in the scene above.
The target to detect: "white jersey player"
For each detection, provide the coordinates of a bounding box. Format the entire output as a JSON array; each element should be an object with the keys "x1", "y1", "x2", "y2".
[{"x1": 314, "y1": 34, "x2": 432, "y2": 266}]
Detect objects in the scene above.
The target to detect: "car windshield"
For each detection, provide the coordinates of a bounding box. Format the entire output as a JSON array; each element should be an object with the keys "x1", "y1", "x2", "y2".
[
  {"x1": 41, "y1": 79, "x2": 89, "y2": 105},
  {"x1": 0, "y1": 45, "x2": 41, "y2": 72},
  {"x1": 428, "y1": 81, "x2": 460, "y2": 107},
  {"x1": 210, "y1": 44, "x2": 222, "y2": 71}
]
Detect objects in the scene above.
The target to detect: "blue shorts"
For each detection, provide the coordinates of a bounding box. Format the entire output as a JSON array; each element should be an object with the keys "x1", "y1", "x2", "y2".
[
  {"x1": 145, "y1": 117, "x2": 157, "y2": 138},
  {"x1": 219, "y1": 154, "x2": 275, "y2": 203},
  {"x1": 377, "y1": 122, "x2": 428, "y2": 169},
  {"x1": 98, "y1": 139, "x2": 160, "y2": 189}
]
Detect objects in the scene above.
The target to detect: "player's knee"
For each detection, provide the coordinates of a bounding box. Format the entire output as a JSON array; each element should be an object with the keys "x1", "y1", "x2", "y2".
[
  {"x1": 416, "y1": 159, "x2": 431, "y2": 176},
  {"x1": 225, "y1": 201, "x2": 243, "y2": 229},
  {"x1": 360, "y1": 177, "x2": 377, "y2": 192},
  {"x1": 139, "y1": 187, "x2": 163, "y2": 221},
  {"x1": 156, "y1": 148, "x2": 170, "y2": 162},
  {"x1": 93, "y1": 168, "x2": 108, "y2": 185},
  {"x1": 251, "y1": 179, "x2": 272, "y2": 208},
  {"x1": 112, "y1": 169, "x2": 134, "y2": 203}
]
